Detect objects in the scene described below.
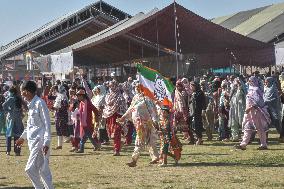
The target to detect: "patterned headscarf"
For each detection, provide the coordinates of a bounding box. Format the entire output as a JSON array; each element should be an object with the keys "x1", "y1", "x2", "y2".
[
  {"x1": 247, "y1": 76, "x2": 265, "y2": 107},
  {"x1": 92, "y1": 85, "x2": 106, "y2": 109},
  {"x1": 248, "y1": 76, "x2": 263, "y2": 96},
  {"x1": 264, "y1": 77, "x2": 279, "y2": 102},
  {"x1": 174, "y1": 80, "x2": 188, "y2": 119},
  {"x1": 176, "y1": 80, "x2": 184, "y2": 90},
  {"x1": 103, "y1": 81, "x2": 126, "y2": 118},
  {"x1": 181, "y1": 78, "x2": 191, "y2": 95}
]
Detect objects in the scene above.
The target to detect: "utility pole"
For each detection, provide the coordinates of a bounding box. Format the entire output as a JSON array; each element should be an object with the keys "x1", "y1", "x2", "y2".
[{"x1": 174, "y1": 1, "x2": 179, "y2": 78}]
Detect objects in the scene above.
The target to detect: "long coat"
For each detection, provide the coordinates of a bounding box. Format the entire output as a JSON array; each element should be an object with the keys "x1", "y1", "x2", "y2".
[{"x1": 2, "y1": 95, "x2": 24, "y2": 137}]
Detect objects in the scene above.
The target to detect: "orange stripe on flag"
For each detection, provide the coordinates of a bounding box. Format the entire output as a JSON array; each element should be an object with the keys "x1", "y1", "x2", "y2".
[
  {"x1": 140, "y1": 84, "x2": 173, "y2": 108},
  {"x1": 140, "y1": 85, "x2": 155, "y2": 100},
  {"x1": 162, "y1": 98, "x2": 173, "y2": 108}
]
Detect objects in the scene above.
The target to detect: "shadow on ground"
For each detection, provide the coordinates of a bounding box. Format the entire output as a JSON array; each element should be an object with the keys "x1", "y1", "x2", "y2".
[
  {"x1": 178, "y1": 161, "x2": 284, "y2": 168},
  {"x1": 0, "y1": 187, "x2": 33, "y2": 189}
]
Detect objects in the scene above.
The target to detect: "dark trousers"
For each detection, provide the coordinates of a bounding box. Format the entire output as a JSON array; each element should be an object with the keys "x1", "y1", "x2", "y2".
[
  {"x1": 280, "y1": 118, "x2": 284, "y2": 138},
  {"x1": 188, "y1": 117, "x2": 195, "y2": 143},
  {"x1": 6, "y1": 136, "x2": 21, "y2": 154},
  {"x1": 68, "y1": 124, "x2": 74, "y2": 137},
  {"x1": 79, "y1": 129, "x2": 99, "y2": 152},
  {"x1": 192, "y1": 114, "x2": 204, "y2": 139},
  {"x1": 99, "y1": 128, "x2": 109, "y2": 143}
]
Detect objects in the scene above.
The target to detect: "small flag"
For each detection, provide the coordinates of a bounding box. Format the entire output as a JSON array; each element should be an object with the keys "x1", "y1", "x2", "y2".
[{"x1": 137, "y1": 64, "x2": 174, "y2": 107}]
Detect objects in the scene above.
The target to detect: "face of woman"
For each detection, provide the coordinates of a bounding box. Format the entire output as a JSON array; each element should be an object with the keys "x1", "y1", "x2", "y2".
[
  {"x1": 176, "y1": 85, "x2": 183, "y2": 92},
  {"x1": 264, "y1": 80, "x2": 270, "y2": 87},
  {"x1": 248, "y1": 79, "x2": 253, "y2": 86},
  {"x1": 109, "y1": 83, "x2": 116, "y2": 91},
  {"x1": 190, "y1": 84, "x2": 196, "y2": 92},
  {"x1": 69, "y1": 91, "x2": 75, "y2": 96},
  {"x1": 182, "y1": 80, "x2": 188, "y2": 85},
  {"x1": 77, "y1": 94, "x2": 84, "y2": 101},
  {"x1": 96, "y1": 88, "x2": 101, "y2": 95}
]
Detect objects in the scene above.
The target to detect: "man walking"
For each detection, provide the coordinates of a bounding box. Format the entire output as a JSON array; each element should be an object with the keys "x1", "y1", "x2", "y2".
[{"x1": 16, "y1": 81, "x2": 54, "y2": 189}]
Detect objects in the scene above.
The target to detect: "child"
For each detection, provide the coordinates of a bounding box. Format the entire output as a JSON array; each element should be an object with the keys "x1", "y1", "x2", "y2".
[
  {"x1": 76, "y1": 88, "x2": 100, "y2": 153},
  {"x1": 70, "y1": 101, "x2": 81, "y2": 152},
  {"x1": 218, "y1": 82, "x2": 231, "y2": 141},
  {"x1": 158, "y1": 105, "x2": 182, "y2": 167}
]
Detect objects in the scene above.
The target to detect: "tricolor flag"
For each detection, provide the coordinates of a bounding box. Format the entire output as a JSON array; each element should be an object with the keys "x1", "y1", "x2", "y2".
[{"x1": 137, "y1": 64, "x2": 174, "y2": 107}]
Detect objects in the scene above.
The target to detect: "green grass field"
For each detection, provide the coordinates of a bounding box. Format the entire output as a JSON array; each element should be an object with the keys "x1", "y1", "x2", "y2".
[{"x1": 1, "y1": 122, "x2": 284, "y2": 189}]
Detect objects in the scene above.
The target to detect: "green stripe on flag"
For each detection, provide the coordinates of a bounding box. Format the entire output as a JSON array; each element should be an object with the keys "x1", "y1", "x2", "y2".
[
  {"x1": 137, "y1": 64, "x2": 174, "y2": 93},
  {"x1": 137, "y1": 64, "x2": 156, "y2": 81}
]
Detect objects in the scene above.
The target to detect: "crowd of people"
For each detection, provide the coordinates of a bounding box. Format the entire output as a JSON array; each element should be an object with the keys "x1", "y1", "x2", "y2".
[{"x1": 1, "y1": 71, "x2": 284, "y2": 170}]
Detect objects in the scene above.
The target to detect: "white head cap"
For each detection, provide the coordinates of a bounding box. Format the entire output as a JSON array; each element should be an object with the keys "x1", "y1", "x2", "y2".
[{"x1": 110, "y1": 72, "x2": 116, "y2": 77}]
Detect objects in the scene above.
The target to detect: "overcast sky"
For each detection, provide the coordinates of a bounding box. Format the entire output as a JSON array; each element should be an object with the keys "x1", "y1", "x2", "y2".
[{"x1": 0, "y1": 0, "x2": 283, "y2": 46}]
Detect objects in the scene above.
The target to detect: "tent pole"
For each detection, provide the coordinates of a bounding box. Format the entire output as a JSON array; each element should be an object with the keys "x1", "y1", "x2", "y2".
[
  {"x1": 128, "y1": 40, "x2": 131, "y2": 77},
  {"x1": 156, "y1": 16, "x2": 161, "y2": 71},
  {"x1": 174, "y1": 1, "x2": 179, "y2": 78},
  {"x1": 141, "y1": 31, "x2": 144, "y2": 60}
]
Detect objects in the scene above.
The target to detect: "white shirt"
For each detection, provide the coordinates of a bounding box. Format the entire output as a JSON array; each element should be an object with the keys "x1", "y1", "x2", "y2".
[{"x1": 20, "y1": 95, "x2": 52, "y2": 150}]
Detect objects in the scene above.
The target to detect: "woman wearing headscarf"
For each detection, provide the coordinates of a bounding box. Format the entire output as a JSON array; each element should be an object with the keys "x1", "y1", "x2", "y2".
[
  {"x1": 235, "y1": 76, "x2": 271, "y2": 150},
  {"x1": 92, "y1": 85, "x2": 109, "y2": 144},
  {"x1": 173, "y1": 80, "x2": 190, "y2": 141},
  {"x1": 3, "y1": 86, "x2": 24, "y2": 156},
  {"x1": 181, "y1": 78, "x2": 192, "y2": 96},
  {"x1": 0, "y1": 92, "x2": 6, "y2": 136},
  {"x1": 200, "y1": 79, "x2": 214, "y2": 141},
  {"x1": 52, "y1": 85, "x2": 69, "y2": 150},
  {"x1": 76, "y1": 87, "x2": 100, "y2": 153},
  {"x1": 264, "y1": 77, "x2": 282, "y2": 138},
  {"x1": 189, "y1": 81, "x2": 206, "y2": 145},
  {"x1": 228, "y1": 78, "x2": 246, "y2": 141},
  {"x1": 117, "y1": 84, "x2": 159, "y2": 167},
  {"x1": 212, "y1": 78, "x2": 222, "y2": 133},
  {"x1": 121, "y1": 81, "x2": 135, "y2": 145},
  {"x1": 103, "y1": 80, "x2": 127, "y2": 156},
  {"x1": 279, "y1": 72, "x2": 284, "y2": 142},
  {"x1": 181, "y1": 78, "x2": 195, "y2": 144},
  {"x1": 218, "y1": 80, "x2": 230, "y2": 141}
]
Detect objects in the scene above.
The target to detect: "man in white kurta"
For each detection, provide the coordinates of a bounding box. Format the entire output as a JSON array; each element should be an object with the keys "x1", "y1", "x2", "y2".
[{"x1": 17, "y1": 81, "x2": 54, "y2": 189}]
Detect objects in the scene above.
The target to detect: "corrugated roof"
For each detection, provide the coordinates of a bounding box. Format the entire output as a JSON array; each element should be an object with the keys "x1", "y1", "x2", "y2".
[
  {"x1": 211, "y1": 14, "x2": 235, "y2": 25},
  {"x1": 217, "y1": 6, "x2": 268, "y2": 30},
  {"x1": 52, "y1": 9, "x2": 159, "y2": 54},
  {"x1": 0, "y1": 1, "x2": 131, "y2": 60},
  {"x1": 213, "y1": 2, "x2": 284, "y2": 43},
  {"x1": 231, "y1": 2, "x2": 284, "y2": 36},
  {"x1": 248, "y1": 13, "x2": 284, "y2": 42}
]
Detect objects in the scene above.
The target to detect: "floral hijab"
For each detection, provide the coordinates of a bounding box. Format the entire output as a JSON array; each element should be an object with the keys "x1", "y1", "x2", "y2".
[
  {"x1": 247, "y1": 76, "x2": 265, "y2": 108},
  {"x1": 264, "y1": 77, "x2": 279, "y2": 102},
  {"x1": 92, "y1": 85, "x2": 106, "y2": 109},
  {"x1": 103, "y1": 81, "x2": 126, "y2": 118}
]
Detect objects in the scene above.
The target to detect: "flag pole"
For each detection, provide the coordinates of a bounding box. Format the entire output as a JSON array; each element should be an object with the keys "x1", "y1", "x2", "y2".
[{"x1": 174, "y1": 0, "x2": 179, "y2": 79}]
